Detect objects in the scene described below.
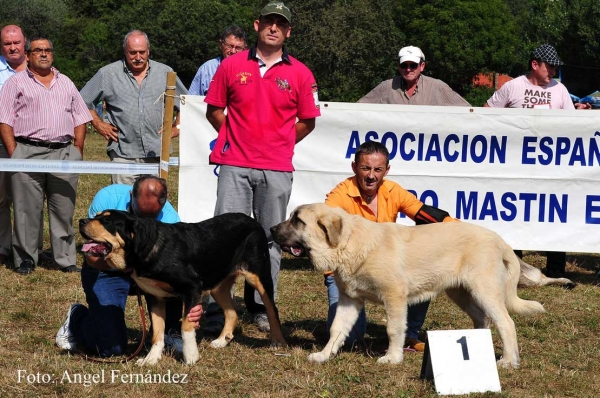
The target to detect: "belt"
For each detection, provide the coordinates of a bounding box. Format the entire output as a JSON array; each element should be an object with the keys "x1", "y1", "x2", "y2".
[{"x1": 15, "y1": 137, "x2": 71, "y2": 149}]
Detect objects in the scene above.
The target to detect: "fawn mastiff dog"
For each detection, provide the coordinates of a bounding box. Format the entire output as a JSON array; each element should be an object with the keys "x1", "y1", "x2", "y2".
[{"x1": 271, "y1": 203, "x2": 551, "y2": 368}]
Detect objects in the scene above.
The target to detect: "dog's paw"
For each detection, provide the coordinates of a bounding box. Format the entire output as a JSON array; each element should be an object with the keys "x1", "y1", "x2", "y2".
[
  {"x1": 497, "y1": 357, "x2": 519, "y2": 369},
  {"x1": 182, "y1": 338, "x2": 200, "y2": 365},
  {"x1": 377, "y1": 352, "x2": 403, "y2": 364},
  {"x1": 210, "y1": 337, "x2": 229, "y2": 349},
  {"x1": 136, "y1": 352, "x2": 161, "y2": 366},
  {"x1": 136, "y1": 342, "x2": 164, "y2": 366},
  {"x1": 270, "y1": 339, "x2": 287, "y2": 349},
  {"x1": 183, "y1": 350, "x2": 199, "y2": 365},
  {"x1": 308, "y1": 351, "x2": 330, "y2": 363}
]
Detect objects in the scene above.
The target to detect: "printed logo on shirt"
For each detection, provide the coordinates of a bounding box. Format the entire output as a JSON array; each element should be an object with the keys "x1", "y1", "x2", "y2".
[
  {"x1": 236, "y1": 72, "x2": 252, "y2": 85},
  {"x1": 522, "y1": 88, "x2": 552, "y2": 109},
  {"x1": 276, "y1": 77, "x2": 291, "y2": 92}
]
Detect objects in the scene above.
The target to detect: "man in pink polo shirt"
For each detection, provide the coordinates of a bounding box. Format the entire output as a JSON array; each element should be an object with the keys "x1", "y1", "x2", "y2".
[{"x1": 205, "y1": 1, "x2": 321, "y2": 332}]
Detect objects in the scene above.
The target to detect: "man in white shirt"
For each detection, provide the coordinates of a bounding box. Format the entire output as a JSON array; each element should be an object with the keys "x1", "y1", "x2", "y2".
[{"x1": 485, "y1": 44, "x2": 590, "y2": 278}]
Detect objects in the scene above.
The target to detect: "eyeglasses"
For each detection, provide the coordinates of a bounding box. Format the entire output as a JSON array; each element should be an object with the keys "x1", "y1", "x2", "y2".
[
  {"x1": 29, "y1": 48, "x2": 53, "y2": 55},
  {"x1": 222, "y1": 43, "x2": 246, "y2": 52},
  {"x1": 399, "y1": 62, "x2": 420, "y2": 69},
  {"x1": 261, "y1": 16, "x2": 290, "y2": 29}
]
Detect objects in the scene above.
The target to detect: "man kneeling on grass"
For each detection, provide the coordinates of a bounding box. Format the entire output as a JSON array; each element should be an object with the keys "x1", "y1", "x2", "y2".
[{"x1": 56, "y1": 176, "x2": 202, "y2": 357}]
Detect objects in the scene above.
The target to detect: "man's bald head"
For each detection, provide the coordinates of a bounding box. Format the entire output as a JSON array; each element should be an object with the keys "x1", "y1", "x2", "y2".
[
  {"x1": 1, "y1": 25, "x2": 26, "y2": 70},
  {"x1": 131, "y1": 176, "x2": 168, "y2": 218}
]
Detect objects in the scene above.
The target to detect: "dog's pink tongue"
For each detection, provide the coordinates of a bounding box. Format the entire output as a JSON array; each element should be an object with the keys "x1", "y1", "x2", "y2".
[{"x1": 81, "y1": 243, "x2": 98, "y2": 253}]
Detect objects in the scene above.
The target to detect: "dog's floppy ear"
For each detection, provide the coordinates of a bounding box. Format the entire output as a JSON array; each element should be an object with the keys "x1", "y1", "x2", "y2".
[
  {"x1": 128, "y1": 217, "x2": 158, "y2": 256},
  {"x1": 112, "y1": 211, "x2": 135, "y2": 242},
  {"x1": 317, "y1": 212, "x2": 343, "y2": 248}
]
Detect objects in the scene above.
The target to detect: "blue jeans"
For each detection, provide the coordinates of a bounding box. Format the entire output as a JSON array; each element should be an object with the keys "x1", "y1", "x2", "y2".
[
  {"x1": 72, "y1": 264, "x2": 183, "y2": 357},
  {"x1": 325, "y1": 275, "x2": 430, "y2": 343}
]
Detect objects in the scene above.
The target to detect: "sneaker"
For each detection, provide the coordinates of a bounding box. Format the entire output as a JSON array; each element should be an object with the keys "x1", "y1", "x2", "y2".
[
  {"x1": 252, "y1": 312, "x2": 270, "y2": 332},
  {"x1": 404, "y1": 337, "x2": 425, "y2": 352},
  {"x1": 15, "y1": 259, "x2": 34, "y2": 275},
  {"x1": 164, "y1": 329, "x2": 183, "y2": 355},
  {"x1": 56, "y1": 304, "x2": 84, "y2": 350}
]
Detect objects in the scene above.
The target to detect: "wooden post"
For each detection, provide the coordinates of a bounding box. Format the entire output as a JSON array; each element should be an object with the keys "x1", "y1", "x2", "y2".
[{"x1": 160, "y1": 72, "x2": 177, "y2": 179}]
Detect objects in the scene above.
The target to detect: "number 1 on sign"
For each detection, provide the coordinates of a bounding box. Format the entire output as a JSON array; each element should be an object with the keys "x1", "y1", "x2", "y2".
[{"x1": 456, "y1": 336, "x2": 470, "y2": 360}]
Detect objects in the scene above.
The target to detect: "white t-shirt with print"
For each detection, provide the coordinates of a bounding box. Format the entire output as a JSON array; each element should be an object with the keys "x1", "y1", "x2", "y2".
[{"x1": 487, "y1": 75, "x2": 575, "y2": 110}]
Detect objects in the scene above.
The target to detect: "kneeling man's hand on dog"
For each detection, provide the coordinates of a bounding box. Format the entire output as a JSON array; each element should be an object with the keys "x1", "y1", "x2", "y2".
[{"x1": 187, "y1": 305, "x2": 203, "y2": 328}]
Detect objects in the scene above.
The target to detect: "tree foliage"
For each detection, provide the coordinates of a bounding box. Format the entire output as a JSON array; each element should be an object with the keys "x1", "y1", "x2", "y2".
[{"x1": 1, "y1": 0, "x2": 599, "y2": 100}]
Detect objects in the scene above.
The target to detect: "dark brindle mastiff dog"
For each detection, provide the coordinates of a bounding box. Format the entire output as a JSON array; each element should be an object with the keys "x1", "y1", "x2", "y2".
[{"x1": 79, "y1": 210, "x2": 286, "y2": 366}]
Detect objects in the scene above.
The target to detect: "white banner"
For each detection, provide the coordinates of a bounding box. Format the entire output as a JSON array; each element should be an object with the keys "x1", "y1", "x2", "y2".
[{"x1": 179, "y1": 95, "x2": 600, "y2": 253}]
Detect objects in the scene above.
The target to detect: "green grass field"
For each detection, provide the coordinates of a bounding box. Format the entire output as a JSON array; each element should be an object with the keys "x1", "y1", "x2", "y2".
[{"x1": 0, "y1": 132, "x2": 599, "y2": 397}]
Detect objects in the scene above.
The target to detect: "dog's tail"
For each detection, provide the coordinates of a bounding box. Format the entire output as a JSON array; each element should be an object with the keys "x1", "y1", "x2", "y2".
[
  {"x1": 506, "y1": 294, "x2": 546, "y2": 315},
  {"x1": 503, "y1": 244, "x2": 546, "y2": 316},
  {"x1": 518, "y1": 258, "x2": 576, "y2": 289}
]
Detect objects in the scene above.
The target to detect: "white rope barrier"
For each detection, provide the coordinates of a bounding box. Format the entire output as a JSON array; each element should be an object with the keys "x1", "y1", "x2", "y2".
[{"x1": 0, "y1": 157, "x2": 180, "y2": 174}]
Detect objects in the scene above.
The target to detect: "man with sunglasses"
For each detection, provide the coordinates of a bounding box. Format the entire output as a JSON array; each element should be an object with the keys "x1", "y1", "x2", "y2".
[
  {"x1": 359, "y1": 46, "x2": 470, "y2": 106},
  {"x1": 189, "y1": 26, "x2": 247, "y2": 96},
  {"x1": 347, "y1": 46, "x2": 469, "y2": 352},
  {"x1": 205, "y1": 1, "x2": 320, "y2": 333},
  {"x1": 0, "y1": 36, "x2": 91, "y2": 275},
  {"x1": 485, "y1": 44, "x2": 590, "y2": 279},
  {"x1": 56, "y1": 176, "x2": 203, "y2": 357}
]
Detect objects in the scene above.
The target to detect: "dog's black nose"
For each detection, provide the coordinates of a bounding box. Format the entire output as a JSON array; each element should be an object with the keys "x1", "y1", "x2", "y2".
[{"x1": 79, "y1": 219, "x2": 89, "y2": 226}]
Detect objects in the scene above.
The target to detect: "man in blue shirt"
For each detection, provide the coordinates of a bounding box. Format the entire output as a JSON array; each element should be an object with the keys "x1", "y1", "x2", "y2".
[
  {"x1": 188, "y1": 26, "x2": 247, "y2": 96},
  {"x1": 0, "y1": 24, "x2": 27, "y2": 267},
  {"x1": 56, "y1": 176, "x2": 202, "y2": 357}
]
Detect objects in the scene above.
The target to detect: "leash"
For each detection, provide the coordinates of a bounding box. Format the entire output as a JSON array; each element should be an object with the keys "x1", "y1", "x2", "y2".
[{"x1": 80, "y1": 286, "x2": 148, "y2": 363}]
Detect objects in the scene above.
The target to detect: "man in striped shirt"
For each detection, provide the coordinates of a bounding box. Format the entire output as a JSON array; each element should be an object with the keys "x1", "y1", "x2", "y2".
[{"x1": 0, "y1": 36, "x2": 92, "y2": 275}]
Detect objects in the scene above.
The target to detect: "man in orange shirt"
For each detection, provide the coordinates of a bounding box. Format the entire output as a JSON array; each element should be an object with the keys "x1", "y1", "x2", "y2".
[{"x1": 324, "y1": 141, "x2": 456, "y2": 351}]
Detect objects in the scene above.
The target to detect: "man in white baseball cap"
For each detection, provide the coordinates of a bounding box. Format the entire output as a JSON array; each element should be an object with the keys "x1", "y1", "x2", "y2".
[
  {"x1": 359, "y1": 45, "x2": 470, "y2": 105},
  {"x1": 398, "y1": 45, "x2": 425, "y2": 64}
]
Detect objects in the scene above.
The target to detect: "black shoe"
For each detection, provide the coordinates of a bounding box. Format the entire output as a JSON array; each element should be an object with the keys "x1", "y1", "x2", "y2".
[
  {"x1": 60, "y1": 265, "x2": 81, "y2": 273},
  {"x1": 15, "y1": 259, "x2": 35, "y2": 275}
]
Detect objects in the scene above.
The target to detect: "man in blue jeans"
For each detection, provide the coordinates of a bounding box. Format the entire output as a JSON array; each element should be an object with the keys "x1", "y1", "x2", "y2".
[{"x1": 55, "y1": 176, "x2": 203, "y2": 357}]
